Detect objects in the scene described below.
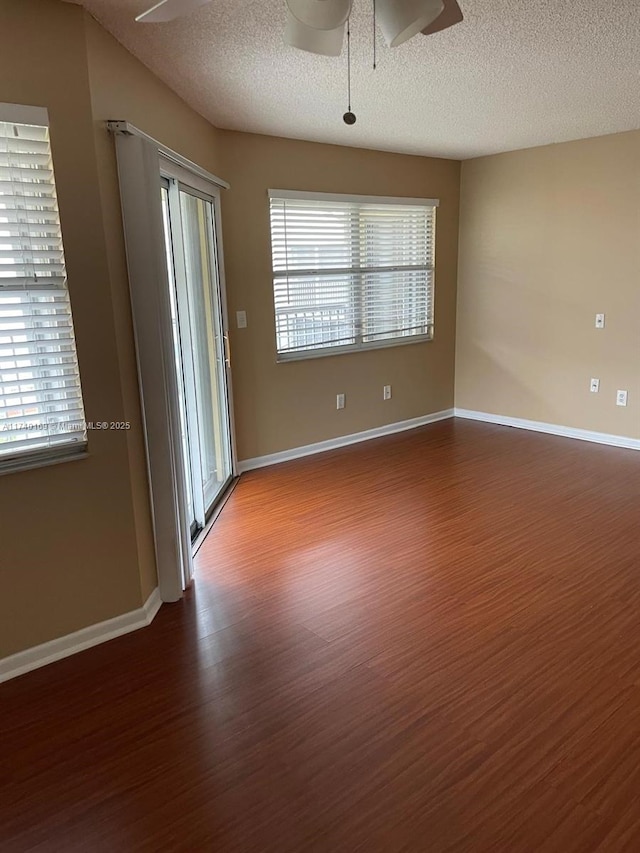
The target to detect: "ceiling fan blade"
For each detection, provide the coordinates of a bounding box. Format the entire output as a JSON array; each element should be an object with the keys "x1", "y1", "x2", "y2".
[
  {"x1": 135, "y1": 0, "x2": 212, "y2": 23},
  {"x1": 421, "y1": 0, "x2": 463, "y2": 35}
]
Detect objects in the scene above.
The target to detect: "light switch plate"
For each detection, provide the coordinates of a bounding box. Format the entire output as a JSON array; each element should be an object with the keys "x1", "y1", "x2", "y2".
[
  {"x1": 590, "y1": 378, "x2": 600, "y2": 393},
  {"x1": 236, "y1": 310, "x2": 247, "y2": 329},
  {"x1": 595, "y1": 313, "x2": 605, "y2": 329},
  {"x1": 616, "y1": 390, "x2": 628, "y2": 407}
]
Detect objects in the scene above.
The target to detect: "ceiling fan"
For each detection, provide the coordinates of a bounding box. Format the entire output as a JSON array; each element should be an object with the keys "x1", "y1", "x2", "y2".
[{"x1": 136, "y1": 0, "x2": 464, "y2": 56}]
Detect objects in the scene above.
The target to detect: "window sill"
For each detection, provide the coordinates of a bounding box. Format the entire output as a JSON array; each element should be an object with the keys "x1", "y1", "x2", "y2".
[
  {"x1": 276, "y1": 331, "x2": 433, "y2": 363},
  {"x1": 0, "y1": 443, "x2": 89, "y2": 477}
]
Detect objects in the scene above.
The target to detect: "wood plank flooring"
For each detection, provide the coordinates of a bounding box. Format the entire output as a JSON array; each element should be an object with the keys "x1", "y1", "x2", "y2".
[{"x1": 1, "y1": 419, "x2": 639, "y2": 852}]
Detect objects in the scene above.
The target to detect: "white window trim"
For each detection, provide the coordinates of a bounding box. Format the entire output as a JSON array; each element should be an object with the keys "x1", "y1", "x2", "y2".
[
  {"x1": 0, "y1": 443, "x2": 87, "y2": 477},
  {"x1": 268, "y1": 189, "x2": 438, "y2": 363},
  {"x1": 268, "y1": 189, "x2": 440, "y2": 208},
  {"x1": 0, "y1": 102, "x2": 48, "y2": 127},
  {"x1": 273, "y1": 331, "x2": 434, "y2": 363}
]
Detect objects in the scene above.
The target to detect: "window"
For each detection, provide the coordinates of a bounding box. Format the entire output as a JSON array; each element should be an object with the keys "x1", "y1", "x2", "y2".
[
  {"x1": 268, "y1": 189, "x2": 437, "y2": 360},
  {"x1": 0, "y1": 104, "x2": 86, "y2": 472}
]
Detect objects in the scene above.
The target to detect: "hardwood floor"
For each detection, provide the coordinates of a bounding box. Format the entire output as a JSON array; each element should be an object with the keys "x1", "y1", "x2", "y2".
[{"x1": 2, "y1": 419, "x2": 639, "y2": 852}]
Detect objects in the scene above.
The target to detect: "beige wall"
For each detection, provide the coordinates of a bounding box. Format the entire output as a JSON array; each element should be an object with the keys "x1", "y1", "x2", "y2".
[
  {"x1": 0, "y1": 0, "x2": 226, "y2": 657},
  {"x1": 456, "y1": 132, "x2": 640, "y2": 439},
  {"x1": 0, "y1": 0, "x2": 145, "y2": 657},
  {"x1": 220, "y1": 132, "x2": 460, "y2": 460}
]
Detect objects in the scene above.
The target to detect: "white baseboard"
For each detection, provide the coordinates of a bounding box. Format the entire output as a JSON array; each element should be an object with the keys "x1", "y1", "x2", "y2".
[
  {"x1": 239, "y1": 405, "x2": 638, "y2": 472},
  {"x1": 454, "y1": 408, "x2": 640, "y2": 451},
  {"x1": 238, "y1": 409, "x2": 455, "y2": 472},
  {"x1": 0, "y1": 587, "x2": 162, "y2": 684}
]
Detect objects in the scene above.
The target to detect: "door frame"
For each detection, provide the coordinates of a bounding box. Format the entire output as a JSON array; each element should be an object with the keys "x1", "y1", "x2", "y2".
[
  {"x1": 160, "y1": 158, "x2": 239, "y2": 521},
  {"x1": 110, "y1": 122, "x2": 234, "y2": 601}
]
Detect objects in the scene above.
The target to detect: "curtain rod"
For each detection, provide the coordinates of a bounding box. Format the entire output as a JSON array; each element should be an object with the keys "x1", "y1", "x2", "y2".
[{"x1": 107, "y1": 120, "x2": 230, "y2": 190}]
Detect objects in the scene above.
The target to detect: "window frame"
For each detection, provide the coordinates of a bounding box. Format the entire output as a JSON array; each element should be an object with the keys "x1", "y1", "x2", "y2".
[
  {"x1": 268, "y1": 189, "x2": 438, "y2": 363},
  {"x1": 0, "y1": 102, "x2": 88, "y2": 475}
]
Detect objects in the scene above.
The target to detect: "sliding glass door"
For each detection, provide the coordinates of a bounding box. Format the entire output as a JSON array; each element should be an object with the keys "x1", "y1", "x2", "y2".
[{"x1": 161, "y1": 174, "x2": 233, "y2": 538}]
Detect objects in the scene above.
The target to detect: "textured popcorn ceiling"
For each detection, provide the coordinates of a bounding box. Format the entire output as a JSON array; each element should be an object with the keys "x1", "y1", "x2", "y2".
[{"x1": 75, "y1": 0, "x2": 640, "y2": 158}]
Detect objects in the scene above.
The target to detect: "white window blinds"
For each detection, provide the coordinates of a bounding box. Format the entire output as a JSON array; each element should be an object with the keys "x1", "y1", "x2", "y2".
[
  {"x1": 0, "y1": 105, "x2": 87, "y2": 469},
  {"x1": 269, "y1": 190, "x2": 437, "y2": 360}
]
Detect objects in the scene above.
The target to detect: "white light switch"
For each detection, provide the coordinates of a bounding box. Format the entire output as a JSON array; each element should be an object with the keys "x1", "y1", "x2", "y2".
[
  {"x1": 336, "y1": 393, "x2": 345, "y2": 410},
  {"x1": 595, "y1": 313, "x2": 605, "y2": 329},
  {"x1": 236, "y1": 310, "x2": 247, "y2": 329},
  {"x1": 590, "y1": 378, "x2": 600, "y2": 393}
]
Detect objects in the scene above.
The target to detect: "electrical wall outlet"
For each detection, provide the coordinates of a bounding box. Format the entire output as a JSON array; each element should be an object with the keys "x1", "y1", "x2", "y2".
[
  {"x1": 336, "y1": 393, "x2": 345, "y2": 410},
  {"x1": 616, "y1": 390, "x2": 628, "y2": 407},
  {"x1": 590, "y1": 378, "x2": 600, "y2": 393},
  {"x1": 383, "y1": 385, "x2": 392, "y2": 400},
  {"x1": 595, "y1": 313, "x2": 605, "y2": 329},
  {"x1": 236, "y1": 310, "x2": 247, "y2": 329}
]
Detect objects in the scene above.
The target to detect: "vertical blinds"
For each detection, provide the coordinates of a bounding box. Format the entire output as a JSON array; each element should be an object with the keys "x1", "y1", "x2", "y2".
[
  {"x1": 0, "y1": 113, "x2": 86, "y2": 465},
  {"x1": 269, "y1": 191, "x2": 437, "y2": 359}
]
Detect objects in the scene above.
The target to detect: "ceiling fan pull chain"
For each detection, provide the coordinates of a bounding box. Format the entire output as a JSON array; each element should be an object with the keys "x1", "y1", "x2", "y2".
[
  {"x1": 343, "y1": 17, "x2": 356, "y2": 124},
  {"x1": 348, "y1": 16, "x2": 352, "y2": 109},
  {"x1": 373, "y1": 0, "x2": 377, "y2": 69}
]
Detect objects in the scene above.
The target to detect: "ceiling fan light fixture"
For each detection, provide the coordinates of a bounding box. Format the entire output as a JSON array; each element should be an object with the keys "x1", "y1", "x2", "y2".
[
  {"x1": 285, "y1": 0, "x2": 352, "y2": 31},
  {"x1": 376, "y1": 0, "x2": 444, "y2": 47},
  {"x1": 421, "y1": 0, "x2": 463, "y2": 35},
  {"x1": 284, "y1": 11, "x2": 346, "y2": 55}
]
